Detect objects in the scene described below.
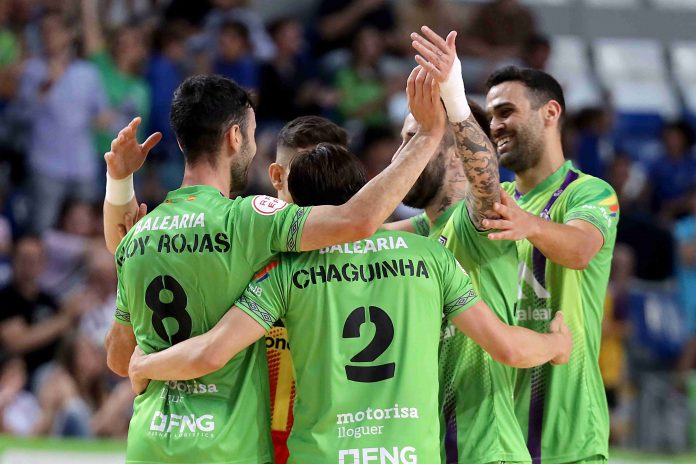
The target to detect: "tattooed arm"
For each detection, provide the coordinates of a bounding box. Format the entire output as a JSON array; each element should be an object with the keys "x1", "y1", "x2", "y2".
[
  {"x1": 452, "y1": 116, "x2": 500, "y2": 229},
  {"x1": 411, "y1": 26, "x2": 499, "y2": 229}
]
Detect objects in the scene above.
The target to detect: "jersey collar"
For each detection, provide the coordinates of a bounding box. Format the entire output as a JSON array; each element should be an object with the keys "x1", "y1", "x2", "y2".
[
  {"x1": 165, "y1": 185, "x2": 226, "y2": 202},
  {"x1": 432, "y1": 204, "x2": 458, "y2": 230},
  {"x1": 515, "y1": 160, "x2": 574, "y2": 204}
]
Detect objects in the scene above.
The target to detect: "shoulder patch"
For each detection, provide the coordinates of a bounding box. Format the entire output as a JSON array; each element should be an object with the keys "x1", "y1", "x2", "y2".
[{"x1": 252, "y1": 195, "x2": 288, "y2": 216}]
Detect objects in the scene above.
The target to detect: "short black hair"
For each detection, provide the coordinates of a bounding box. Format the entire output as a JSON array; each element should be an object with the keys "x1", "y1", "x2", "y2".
[
  {"x1": 170, "y1": 75, "x2": 253, "y2": 166},
  {"x1": 288, "y1": 143, "x2": 367, "y2": 207},
  {"x1": 486, "y1": 66, "x2": 566, "y2": 114},
  {"x1": 277, "y1": 116, "x2": 348, "y2": 150},
  {"x1": 276, "y1": 116, "x2": 348, "y2": 164}
]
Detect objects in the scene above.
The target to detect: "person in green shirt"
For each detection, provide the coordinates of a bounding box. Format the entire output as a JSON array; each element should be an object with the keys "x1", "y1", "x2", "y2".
[
  {"x1": 128, "y1": 142, "x2": 572, "y2": 464},
  {"x1": 481, "y1": 67, "x2": 619, "y2": 464},
  {"x1": 102, "y1": 68, "x2": 460, "y2": 463},
  {"x1": 81, "y1": 0, "x2": 150, "y2": 157},
  {"x1": 387, "y1": 26, "x2": 531, "y2": 463}
]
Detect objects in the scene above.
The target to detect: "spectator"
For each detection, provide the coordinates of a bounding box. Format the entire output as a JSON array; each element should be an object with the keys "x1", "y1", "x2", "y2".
[
  {"x1": 675, "y1": 188, "x2": 696, "y2": 338},
  {"x1": 0, "y1": 0, "x2": 20, "y2": 67},
  {"x1": 461, "y1": 0, "x2": 537, "y2": 60},
  {"x1": 40, "y1": 200, "x2": 97, "y2": 298},
  {"x1": 212, "y1": 19, "x2": 259, "y2": 91},
  {"x1": 76, "y1": 247, "x2": 118, "y2": 347},
  {"x1": 202, "y1": 0, "x2": 275, "y2": 60},
  {"x1": 54, "y1": 333, "x2": 134, "y2": 437},
  {"x1": 600, "y1": 244, "x2": 634, "y2": 444},
  {"x1": 606, "y1": 154, "x2": 650, "y2": 214},
  {"x1": 0, "y1": 356, "x2": 41, "y2": 436},
  {"x1": 334, "y1": 26, "x2": 389, "y2": 129},
  {"x1": 256, "y1": 17, "x2": 338, "y2": 125},
  {"x1": 650, "y1": 120, "x2": 696, "y2": 222},
  {"x1": 521, "y1": 34, "x2": 551, "y2": 70},
  {"x1": 18, "y1": 12, "x2": 109, "y2": 232},
  {"x1": 145, "y1": 22, "x2": 188, "y2": 162},
  {"x1": 573, "y1": 107, "x2": 616, "y2": 179},
  {"x1": 396, "y1": 0, "x2": 464, "y2": 43},
  {"x1": 0, "y1": 236, "x2": 84, "y2": 385},
  {"x1": 315, "y1": 0, "x2": 396, "y2": 57},
  {"x1": 81, "y1": 0, "x2": 151, "y2": 163}
]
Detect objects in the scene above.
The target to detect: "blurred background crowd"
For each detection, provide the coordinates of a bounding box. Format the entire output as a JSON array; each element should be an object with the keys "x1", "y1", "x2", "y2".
[{"x1": 1, "y1": 0, "x2": 696, "y2": 456}]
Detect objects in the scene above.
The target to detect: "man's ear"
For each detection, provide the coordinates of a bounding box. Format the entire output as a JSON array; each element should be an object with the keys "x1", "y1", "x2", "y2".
[
  {"x1": 543, "y1": 100, "x2": 562, "y2": 127},
  {"x1": 268, "y1": 163, "x2": 285, "y2": 190},
  {"x1": 225, "y1": 124, "x2": 243, "y2": 155}
]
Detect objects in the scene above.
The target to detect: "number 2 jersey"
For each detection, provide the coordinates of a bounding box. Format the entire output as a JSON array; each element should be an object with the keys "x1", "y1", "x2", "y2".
[
  {"x1": 114, "y1": 186, "x2": 311, "y2": 464},
  {"x1": 235, "y1": 230, "x2": 481, "y2": 464}
]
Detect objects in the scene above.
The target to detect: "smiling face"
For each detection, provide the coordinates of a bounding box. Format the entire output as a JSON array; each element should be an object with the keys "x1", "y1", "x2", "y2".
[{"x1": 486, "y1": 81, "x2": 546, "y2": 173}]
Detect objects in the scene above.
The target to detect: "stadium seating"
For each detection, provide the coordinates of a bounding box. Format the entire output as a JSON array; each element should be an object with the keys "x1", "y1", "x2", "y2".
[
  {"x1": 671, "y1": 41, "x2": 696, "y2": 121},
  {"x1": 547, "y1": 35, "x2": 602, "y2": 111}
]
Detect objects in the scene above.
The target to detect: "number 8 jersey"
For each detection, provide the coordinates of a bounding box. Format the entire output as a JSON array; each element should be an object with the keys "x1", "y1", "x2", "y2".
[
  {"x1": 235, "y1": 229, "x2": 481, "y2": 464},
  {"x1": 114, "y1": 186, "x2": 311, "y2": 464}
]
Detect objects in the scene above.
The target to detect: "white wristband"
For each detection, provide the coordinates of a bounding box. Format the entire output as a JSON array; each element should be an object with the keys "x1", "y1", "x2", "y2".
[
  {"x1": 439, "y1": 55, "x2": 471, "y2": 123},
  {"x1": 105, "y1": 172, "x2": 135, "y2": 205}
]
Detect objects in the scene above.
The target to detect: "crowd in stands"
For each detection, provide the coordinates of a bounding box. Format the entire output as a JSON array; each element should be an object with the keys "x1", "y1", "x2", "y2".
[{"x1": 0, "y1": 0, "x2": 695, "y2": 451}]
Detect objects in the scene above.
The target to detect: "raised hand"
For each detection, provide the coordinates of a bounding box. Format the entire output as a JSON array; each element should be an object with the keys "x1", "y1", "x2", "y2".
[
  {"x1": 105, "y1": 117, "x2": 162, "y2": 180},
  {"x1": 406, "y1": 66, "x2": 445, "y2": 136},
  {"x1": 411, "y1": 26, "x2": 457, "y2": 83},
  {"x1": 549, "y1": 312, "x2": 572, "y2": 365}
]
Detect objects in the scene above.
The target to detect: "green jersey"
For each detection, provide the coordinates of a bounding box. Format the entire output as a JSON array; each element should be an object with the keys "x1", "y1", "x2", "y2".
[
  {"x1": 502, "y1": 161, "x2": 618, "y2": 463},
  {"x1": 439, "y1": 202, "x2": 530, "y2": 463},
  {"x1": 235, "y1": 230, "x2": 481, "y2": 464},
  {"x1": 408, "y1": 205, "x2": 456, "y2": 239},
  {"x1": 114, "y1": 186, "x2": 311, "y2": 464}
]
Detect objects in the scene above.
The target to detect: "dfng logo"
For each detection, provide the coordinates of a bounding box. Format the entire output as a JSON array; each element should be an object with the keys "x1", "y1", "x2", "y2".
[{"x1": 338, "y1": 447, "x2": 417, "y2": 463}]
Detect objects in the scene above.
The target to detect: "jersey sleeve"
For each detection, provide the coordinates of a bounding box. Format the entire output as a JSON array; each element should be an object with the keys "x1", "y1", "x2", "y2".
[
  {"x1": 448, "y1": 202, "x2": 514, "y2": 265},
  {"x1": 236, "y1": 196, "x2": 312, "y2": 270},
  {"x1": 562, "y1": 177, "x2": 619, "y2": 244},
  {"x1": 439, "y1": 247, "x2": 481, "y2": 320},
  {"x1": 410, "y1": 212, "x2": 430, "y2": 237},
  {"x1": 235, "y1": 259, "x2": 287, "y2": 332},
  {"x1": 113, "y1": 243, "x2": 131, "y2": 326}
]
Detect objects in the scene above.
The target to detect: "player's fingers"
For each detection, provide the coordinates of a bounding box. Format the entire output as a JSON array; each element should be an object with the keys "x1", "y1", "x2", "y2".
[
  {"x1": 500, "y1": 189, "x2": 515, "y2": 205},
  {"x1": 104, "y1": 151, "x2": 112, "y2": 163},
  {"x1": 420, "y1": 26, "x2": 449, "y2": 53},
  {"x1": 137, "y1": 203, "x2": 148, "y2": 222},
  {"x1": 414, "y1": 67, "x2": 427, "y2": 104},
  {"x1": 412, "y1": 41, "x2": 443, "y2": 70},
  {"x1": 128, "y1": 116, "x2": 142, "y2": 133},
  {"x1": 406, "y1": 66, "x2": 419, "y2": 99},
  {"x1": 487, "y1": 230, "x2": 515, "y2": 241},
  {"x1": 431, "y1": 76, "x2": 440, "y2": 105},
  {"x1": 414, "y1": 55, "x2": 444, "y2": 81},
  {"x1": 493, "y1": 201, "x2": 511, "y2": 218},
  {"x1": 141, "y1": 132, "x2": 163, "y2": 154},
  {"x1": 481, "y1": 218, "x2": 513, "y2": 230},
  {"x1": 445, "y1": 30, "x2": 457, "y2": 50},
  {"x1": 117, "y1": 224, "x2": 127, "y2": 240},
  {"x1": 410, "y1": 32, "x2": 440, "y2": 57}
]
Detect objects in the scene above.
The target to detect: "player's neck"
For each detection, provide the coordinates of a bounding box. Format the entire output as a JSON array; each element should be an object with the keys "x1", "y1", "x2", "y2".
[
  {"x1": 181, "y1": 163, "x2": 230, "y2": 198},
  {"x1": 424, "y1": 166, "x2": 466, "y2": 224},
  {"x1": 514, "y1": 140, "x2": 565, "y2": 195}
]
